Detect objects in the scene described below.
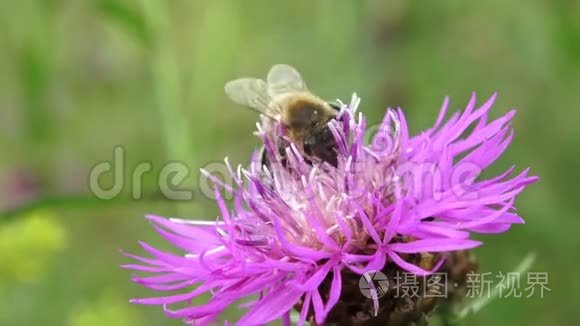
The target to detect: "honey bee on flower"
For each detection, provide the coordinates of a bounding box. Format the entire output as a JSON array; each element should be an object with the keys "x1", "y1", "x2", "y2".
[{"x1": 124, "y1": 70, "x2": 537, "y2": 325}]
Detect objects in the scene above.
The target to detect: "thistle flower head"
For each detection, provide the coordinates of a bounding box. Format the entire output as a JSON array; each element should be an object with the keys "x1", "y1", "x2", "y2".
[{"x1": 124, "y1": 93, "x2": 537, "y2": 325}]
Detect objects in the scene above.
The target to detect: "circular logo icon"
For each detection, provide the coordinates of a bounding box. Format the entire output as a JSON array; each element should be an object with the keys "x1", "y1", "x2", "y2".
[{"x1": 359, "y1": 270, "x2": 390, "y2": 299}]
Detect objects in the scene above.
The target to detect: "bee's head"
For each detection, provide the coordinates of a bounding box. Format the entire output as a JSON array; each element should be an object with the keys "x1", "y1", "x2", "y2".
[
  {"x1": 289, "y1": 105, "x2": 321, "y2": 128},
  {"x1": 283, "y1": 96, "x2": 335, "y2": 130}
]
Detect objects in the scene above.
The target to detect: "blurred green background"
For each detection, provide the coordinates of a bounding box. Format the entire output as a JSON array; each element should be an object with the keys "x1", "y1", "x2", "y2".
[{"x1": 0, "y1": 0, "x2": 578, "y2": 325}]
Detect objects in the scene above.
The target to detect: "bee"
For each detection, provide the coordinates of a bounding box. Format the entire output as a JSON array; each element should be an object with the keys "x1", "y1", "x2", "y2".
[{"x1": 224, "y1": 64, "x2": 340, "y2": 167}]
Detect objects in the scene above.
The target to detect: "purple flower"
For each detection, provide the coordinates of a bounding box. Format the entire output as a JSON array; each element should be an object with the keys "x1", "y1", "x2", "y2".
[{"x1": 123, "y1": 93, "x2": 537, "y2": 325}]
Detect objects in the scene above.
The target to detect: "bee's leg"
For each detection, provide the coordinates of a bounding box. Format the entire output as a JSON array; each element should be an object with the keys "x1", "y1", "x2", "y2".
[
  {"x1": 259, "y1": 146, "x2": 270, "y2": 168},
  {"x1": 259, "y1": 137, "x2": 291, "y2": 169},
  {"x1": 277, "y1": 137, "x2": 290, "y2": 168}
]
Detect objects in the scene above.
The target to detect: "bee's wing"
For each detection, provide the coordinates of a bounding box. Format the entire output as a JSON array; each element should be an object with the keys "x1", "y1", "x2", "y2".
[
  {"x1": 266, "y1": 64, "x2": 308, "y2": 97},
  {"x1": 224, "y1": 78, "x2": 279, "y2": 117}
]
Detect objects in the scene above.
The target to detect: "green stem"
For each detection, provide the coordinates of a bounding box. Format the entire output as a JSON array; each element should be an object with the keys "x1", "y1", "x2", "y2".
[
  {"x1": 454, "y1": 253, "x2": 537, "y2": 321},
  {"x1": 142, "y1": 0, "x2": 196, "y2": 217}
]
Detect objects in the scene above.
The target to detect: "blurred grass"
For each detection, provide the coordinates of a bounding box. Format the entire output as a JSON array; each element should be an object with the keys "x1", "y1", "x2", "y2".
[
  {"x1": 0, "y1": 211, "x2": 66, "y2": 286},
  {"x1": 67, "y1": 290, "x2": 144, "y2": 326},
  {"x1": 0, "y1": 0, "x2": 578, "y2": 325}
]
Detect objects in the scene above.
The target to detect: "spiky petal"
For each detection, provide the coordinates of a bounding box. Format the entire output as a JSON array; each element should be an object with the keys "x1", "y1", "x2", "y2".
[{"x1": 124, "y1": 94, "x2": 537, "y2": 325}]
